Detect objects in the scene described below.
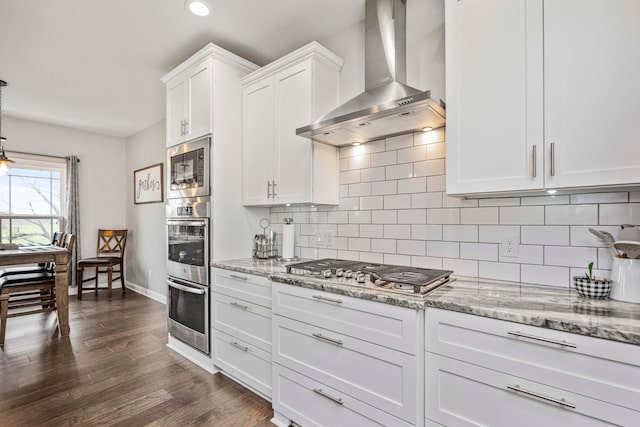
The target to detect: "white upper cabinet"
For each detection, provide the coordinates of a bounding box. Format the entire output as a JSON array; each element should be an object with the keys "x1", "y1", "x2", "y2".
[
  {"x1": 164, "y1": 58, "x2": 213, "y2": 147},
  {"x1": 446, "y1": 0, "x2": 640, "y2": 196},
  {"x1": 242, "y1": 42, "x2": 343, "y2": 206}
]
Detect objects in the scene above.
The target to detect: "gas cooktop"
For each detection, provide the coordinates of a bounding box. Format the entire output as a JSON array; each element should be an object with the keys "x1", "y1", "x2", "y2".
[{"x1": 286, "y1": 258, "x2": 453, "y2": 296}]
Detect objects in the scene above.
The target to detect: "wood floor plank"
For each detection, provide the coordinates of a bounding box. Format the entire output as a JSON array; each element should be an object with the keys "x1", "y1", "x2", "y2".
[{"x1": 0, "y1": 291, "x2": 274, "y2": 426}]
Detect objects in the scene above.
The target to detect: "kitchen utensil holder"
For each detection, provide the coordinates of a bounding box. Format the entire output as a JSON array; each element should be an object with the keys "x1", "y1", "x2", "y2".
[{"x1": 610, "y1": 257, "x2": 640, "y2": 303}]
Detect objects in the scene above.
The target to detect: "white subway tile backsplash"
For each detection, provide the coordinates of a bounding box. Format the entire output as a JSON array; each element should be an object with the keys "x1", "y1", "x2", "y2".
[
  {"x1": 339, "y1": 170, "x2": 360, "y2": 184},
  {"x1": 630, "y1": 192, "x2": 640, "y2": 202},
  {"x1": 398, "y1": 209, "x2": 427, "y2": 224},
  {"x1": 570, "y1": 192, "x2": 628, "y2": 204},
  {"x1": 443, "y1": 225, "x2": 478, "y2": 242},
  {"x1": 521, "y1": 226, "x2": 569, "y2": 246},
  {"x1": 360, "y1": 196, "x2": 383, "y2": 210},
  {"x1": 384, "y1": 194, "x2": 411, "y2": 209},
  {"x1": 478, "y1": 197, "x2": 520, "y2": 207},
  {"x1": 443, "y1": 258, "x2": 478, "y2": 277},
  {"x1": 599, "y1": 203, "x2": 640, "y2": 225},
  {"x1": 360, "y1": 167, "x2": 386, "y2": 182},
  {"x1": 414, "y1": 129, "x2": 446, "y2": 145},
  {"x1": 293, "y1": 212, "x2": 310, "y2": 224},
  {"x1": 479, "y1": 261, "x2": 520, "y2": 282},
  {"x1": 412, "y1": 256, "x2": 443, "y2": 269},
  {"x1": 597, "y1": 248, "x2": 615, "y2": 270},
  {"x1": 339, "y1": 158, "x2": 349, "y2": 172},
  {"x1": 478, "y1": 225, "x2": 520, "y2": 243},
  {"x1": 397, "y1": 145, "x2": 427, "y2": 164},
  {"x1": 300, "y1": 224, "x2": 317, "y2": 236},
  {"x1": 360, "y1": 224, "x2": 384, "y2": 238},
  {"x1": 349, "y1": 155, "x2": 371, "y2": 170},
  {"x1": 371, "y1": 239, "x2": 397, "y2": 253},
  {"x1": 428, "y1": 208, "x2": 460, "y2": 225},
  {"x1": 427, "y1": 241, "x2": 459, "y2": 258},
  {"x1": 412, "y1": 192, "x2": 442, "y2": 209},
  {"x1": 339, "y1": 140, "x2": 385, "y2": 158},
  {"x1": 500, "y1": 206, "x2": 544, "y2": 225},
  {"x1": 386, "y1": 134, "x2": 413, "y2": 150},
  {"x1": 309, "y1": 211, "x2": 328, "y2": 224},
  {"x1": 338, "y1": 197, "x2": 359, "y2": 211},
  {"x1": 521, "y1": 195, "x2": 570, "y2": 206},
  {"x1": 371, "y1": 180, "x2": 397, "y2": 195},
  {"x1": 386, "y1": 163, "x2": 413, "y2": 180},
  {"x1": 348, "y1": 210, "x2": 371, "y2": 224},
  {"x1": 371, "y1": 210, "x2": 397, "y2": 224},
  {"x1": 327, "y1": 211, "x2": 348, "y2": 224},
  {"x1": 426, "y1": 142, "x2": 446, "y2": 160},
  {"x1": 371, "y1": 151, "x2": 397, "y2": 167},
  {"x1": 544, "y1": 246, "x2": 598, "y2": 268},
  {"x1": 412, "y1": 225, "x2": 443, "y2": 240},
  {"x1": 338, "y1": 224, "x2": 359, "y2": 237},
  {"x1": 427, "y1": 175, "x2": 446, "y2": 192},
  {"x1": 337, "y1": 250, "x2": 359, "y2": 261},
  {"x1": 460, "y1": 243, "x2": 498, "y2": 261},
  {"x1": 317, "y1": 248, "x2": 338, "y2": 259},
  {"x1": 546, "y1": 205, "x2": 598, "y2": 225},
  {"x1": 348, "y1": 238, "x2": 371, "y2": 252},
  {"x1": 332, "y1": 237, "x2": 348, "y2": 250},
  {"x1": 384, "y1": 254, "x2": 411, "y2": 266},
  {"x1": 339, "y1": 184, "x2": 349, "y2": 198},
  {"x1": 521, "y1": 265, "x2": 569, "y2": 287},
  {"x1": 398, "y1": 177, "x2": 427, "y2": 194},
  {"x1": 414, "y1": 159, "x2": 445, "y2": 177},
  {"x1": 349, "y1": 182, "x2": 371, "y2": 197},
  {"x1": 498, "y1": 245, "x2": 543, "y2": 265},
  {"x1": 461, "y1": 207, "x2": 499, "y2": 225},
  {"x1": 384, "y1": 225, "x2": 411, "y2": 239},
  {"x1": 397, "y1": 240, "x2": 426, "y2": 256},
  {"x1": 360, "y1": 252, "x2": 384, "y2": 263},
  {"x1": 570, "y1": 225, "x2": 620, "y2": 247}
]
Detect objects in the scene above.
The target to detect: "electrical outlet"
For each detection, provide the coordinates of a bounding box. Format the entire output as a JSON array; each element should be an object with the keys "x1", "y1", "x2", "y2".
[
  {"x1": 501, "y1": 235, "x2": 520, "y2": 258},
  {"x1": 316, "y1": 229, "x2": 334, "y2": 247}
]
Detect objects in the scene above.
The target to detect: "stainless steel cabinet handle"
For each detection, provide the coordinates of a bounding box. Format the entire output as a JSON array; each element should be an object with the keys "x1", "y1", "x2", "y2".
[
  {"x1": 312, "y1": 332, "x2": 343, "y2": 346},
  {"x1": 507, "y1": 384, "x2": 575, "y2": 409},
  {"x1": 230, "y1": 341, "x2": 249, "y2": 352},
  {"x1": 267, "y1": 181, "x2": 272, "y2": 198},
  {"x1": 532, "y1": 145, "x2": 537, "y2": 178},
  {"x1": 184, "y1": 119, "x2": 189, "y2": 135},
  {"x1": 313, "y1": 388, "x2": 344, "y2": 405},
  {"x1": 550, "y1": 142, "x2": 555, "y2": 176},
  {"x1": 312, "y1": 294, "x2": 343, "y2": 304},
  {"x1": 272, "y1": 181, "x2": 277, "y2": 198},
  {"x1": 230, "y1": 301, "x2": 248, "y2": 310},
  {"x1": 507, "y1": 330, "x2": 576, "y2": 349},
  {"x1": 229, "y1": 274, "x2": 248, "y2": 281},
  {"x1": 180, "y1": 120, "x2": 184, "y2": 136}
]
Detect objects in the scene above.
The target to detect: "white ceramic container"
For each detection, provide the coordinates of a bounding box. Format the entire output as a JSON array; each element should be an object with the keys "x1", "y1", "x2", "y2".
[{"x1": 609, "y1": 257, "x2": 640, "y2": 303}]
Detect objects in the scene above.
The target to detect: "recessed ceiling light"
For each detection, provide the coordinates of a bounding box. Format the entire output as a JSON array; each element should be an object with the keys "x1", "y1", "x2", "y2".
[
  {"x1": 547, "y1": 189, "x2": 557, "y2": 195},
  {"x1": 422, "y1": 126, "x2": 433, "y2": 132},
  {"x1": 185, "y1": 0, "x2": 211, "y2": 17}
]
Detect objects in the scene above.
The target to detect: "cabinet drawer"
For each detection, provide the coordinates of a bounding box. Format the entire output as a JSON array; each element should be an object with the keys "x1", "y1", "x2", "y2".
[
  {"x1": 212, "y1": 268, "x2": 271, "y2": 308},
  {"x1": 425, "y1": 352, "x2": 638, "y2": 427},
  {"x1": 212, "y1": 292, "x2": 271, "y2": 352},
  {"x1": 272, "y1": 282, "x2": 420, "y2": 354},
  {"x1": 273, "y1": 363, "x2": 413, "y2": 427},
  {"x1": 213, "y1": 330, "x2": 271, "y2": 399},
  {"x1": 426, "y1": 308, "x2": 640, "y2": 411},
  {"x1": 273, "y1": 315, "x2": 419, "y2": 424}
]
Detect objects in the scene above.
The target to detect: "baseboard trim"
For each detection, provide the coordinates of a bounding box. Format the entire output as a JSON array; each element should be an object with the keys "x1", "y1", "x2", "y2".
[{"x1": 125, "y1": 281, "x2": 166, "y2": 305}]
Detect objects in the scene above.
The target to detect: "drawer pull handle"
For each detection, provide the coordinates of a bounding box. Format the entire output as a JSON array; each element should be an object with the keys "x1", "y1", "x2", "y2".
[
  {"x1": 507, "y1": 384, "x2": 575, "y2": 409},
  {"x1": 230, "y1": 341, "x2": 249, "y2": 352},
  {"x1": 230, "y1": 274, "x2": 248, "y2": 281},
  {"x1": 230, "y1": 301, "x2": 249, "y2": 310},
  {"x1": 312, "y1": 294, "x2": 343, "y2": 304},
  {"x1": 313, "y1": 388, "x2": 344, "y2": 405},
  {"x1": 312, "y1": 332, "x2": 343, "y2": 346},
  {"x1": 507, "y1": 330, "x2": 577, "y2": 349}
]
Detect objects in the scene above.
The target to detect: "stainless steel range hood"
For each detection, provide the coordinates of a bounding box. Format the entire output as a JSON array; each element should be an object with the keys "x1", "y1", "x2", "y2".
[{"x1": 296, "y1": 0, "x2": 445, "y2": 146}]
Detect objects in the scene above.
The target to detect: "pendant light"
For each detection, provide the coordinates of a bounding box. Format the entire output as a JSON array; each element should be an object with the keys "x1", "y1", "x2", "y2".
[{"x1": 0, "y1": 80, "x2": 14, "y2": 176}]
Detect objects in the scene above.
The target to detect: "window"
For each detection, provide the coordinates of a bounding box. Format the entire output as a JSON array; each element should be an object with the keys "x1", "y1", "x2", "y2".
[{"x1": 0, "y1": 155, "x2": 66, "y2": 245}]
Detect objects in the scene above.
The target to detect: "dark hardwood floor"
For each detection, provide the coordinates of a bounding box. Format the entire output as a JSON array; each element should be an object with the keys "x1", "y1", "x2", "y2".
[{"x1": 0, "y1": 290, "x2": 274, "y2": 426}]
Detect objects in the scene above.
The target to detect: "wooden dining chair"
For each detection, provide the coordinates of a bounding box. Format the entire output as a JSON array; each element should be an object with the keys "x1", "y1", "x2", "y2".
[
  {"x1": 0, "y1": 233, "x2": 75, "y2": 347},
  {"x1": 0, "y1": 231, "x2": 66, "y2": 278},
  {"x1": 77, "y1": 229, "x2": 128, "y2": 299}
]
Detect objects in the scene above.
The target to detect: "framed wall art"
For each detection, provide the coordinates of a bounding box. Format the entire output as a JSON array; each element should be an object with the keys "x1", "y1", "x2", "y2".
[{"x1": 134, "y1": 163, "x2": 164, "y2": 204}]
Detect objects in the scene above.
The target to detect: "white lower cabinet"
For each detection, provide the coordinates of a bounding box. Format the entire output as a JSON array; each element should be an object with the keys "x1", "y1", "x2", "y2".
[
  {"x1": 424, "y1": 308, "x2": 640, "y2": 426},
  {"x1": 211, "y1": 269, "x2": 272, "y2": 399},
  {"x1": 272, "y1": 282, "x2": 424, "y2": 426}
]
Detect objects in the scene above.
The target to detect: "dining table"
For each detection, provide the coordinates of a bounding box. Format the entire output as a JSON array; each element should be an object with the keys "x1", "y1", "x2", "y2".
[{"x1": 0, "y1": 245, "x2": 71, "y2": 336}]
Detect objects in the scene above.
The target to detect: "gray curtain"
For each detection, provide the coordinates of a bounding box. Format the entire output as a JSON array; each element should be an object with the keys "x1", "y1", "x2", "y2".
[{"x1": 65, "y1": 156, "x2": 80, "y2": 286}]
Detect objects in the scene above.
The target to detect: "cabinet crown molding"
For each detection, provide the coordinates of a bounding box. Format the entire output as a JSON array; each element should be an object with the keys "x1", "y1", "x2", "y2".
[
  {"x1": 240, "y1": 41, "x2": 344, "y2": 86},
  {"x1": 161, "y1": 43, "x2": 259, "y2": 83}
]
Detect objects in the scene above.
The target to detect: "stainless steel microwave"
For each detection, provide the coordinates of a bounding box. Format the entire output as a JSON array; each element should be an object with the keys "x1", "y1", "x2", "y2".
[{"x1": 167, "y1": 137, "x2": 210, "y2": 199}]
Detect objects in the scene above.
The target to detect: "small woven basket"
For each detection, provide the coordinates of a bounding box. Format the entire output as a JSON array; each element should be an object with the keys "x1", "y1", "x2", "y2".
[{"x1": 573, "y1": 276, "x2": 612, "y2": 299}]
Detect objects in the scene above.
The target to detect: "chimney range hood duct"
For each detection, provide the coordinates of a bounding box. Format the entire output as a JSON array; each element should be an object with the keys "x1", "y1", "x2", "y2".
[{"x1": 296, "y1": 0, "x2": 445, "y2": 146}]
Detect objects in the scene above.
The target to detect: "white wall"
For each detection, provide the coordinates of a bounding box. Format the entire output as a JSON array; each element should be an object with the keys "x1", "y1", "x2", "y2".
[
  {"x1": 124, "y1": 120, "x2": 167, "y2": 302},
  {"x1": 4, "y1": 115, "x2": 127, "y2": 261}
]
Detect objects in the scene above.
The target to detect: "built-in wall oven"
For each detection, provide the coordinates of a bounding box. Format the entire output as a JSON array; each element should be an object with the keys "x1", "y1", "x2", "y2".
[
  {"x1": 167, "y1": 136, "x2": 210, "y2": 199},
  {"x1": 166, "y1": 196, "x2": 210, "y2": 354}
]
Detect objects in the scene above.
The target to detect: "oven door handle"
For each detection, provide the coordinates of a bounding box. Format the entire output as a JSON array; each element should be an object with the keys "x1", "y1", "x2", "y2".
[
  {"x1": 167, "y1": 280, "x2": 206, "y2": 295},
  {"x1": 166, "y1": 220, "x2": 208, "y2": 227}
]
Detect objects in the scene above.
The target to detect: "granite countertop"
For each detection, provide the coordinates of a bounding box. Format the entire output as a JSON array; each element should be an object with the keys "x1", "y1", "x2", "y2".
[{"x1": 213, "y1": 258, "x2": 640, "y2": 346}]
